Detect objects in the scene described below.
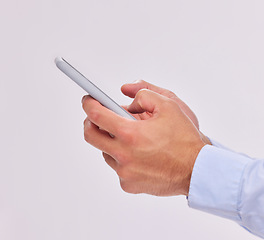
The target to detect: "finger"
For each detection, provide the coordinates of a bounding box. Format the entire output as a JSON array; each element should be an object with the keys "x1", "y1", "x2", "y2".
[
  {"x1": 121, "y1": 105, "x2": 152, "y2": 120},
  {"x1": 102, "y1": 152, "x2": 119, "y2": 171},
  {"x1": 82, "y1": 95, "x2": 130, "y2": 136},
  {"x1": 121, "y1": 105, "x2": 142, "y2": 120},
  {"x1": 127, "y1": 89, "x2": 169, "y2": 115},
  {"x1": 121, "y1": 80, "x2": 172, "y2": 98},
  {"x1": 84, "y1": 119, "x2": 120, "y2": 154}
]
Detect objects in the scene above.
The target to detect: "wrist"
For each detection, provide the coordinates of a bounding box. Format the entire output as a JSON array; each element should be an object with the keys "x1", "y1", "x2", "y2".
[
  {"x1": 182, "y1": 141, "x2": 206, "y2": 196},
  {"x1": 200, "y1": 133, "x2": 212, "y2": 145}
]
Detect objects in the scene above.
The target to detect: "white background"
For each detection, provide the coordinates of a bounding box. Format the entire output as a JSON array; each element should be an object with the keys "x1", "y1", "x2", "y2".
[{"x1": 0, "y1": 0, "x2": 263, "y2": 239}]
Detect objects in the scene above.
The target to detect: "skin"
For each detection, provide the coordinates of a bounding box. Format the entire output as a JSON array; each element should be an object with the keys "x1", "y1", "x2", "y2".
[{"x1": 82, "y1": 80, "x2": 211, "y2": 196}]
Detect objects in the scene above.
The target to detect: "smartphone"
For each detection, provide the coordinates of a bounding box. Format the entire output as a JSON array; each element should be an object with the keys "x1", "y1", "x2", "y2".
[{"x1": 55, "y1": 57, "x2": 136, "y2": 120}]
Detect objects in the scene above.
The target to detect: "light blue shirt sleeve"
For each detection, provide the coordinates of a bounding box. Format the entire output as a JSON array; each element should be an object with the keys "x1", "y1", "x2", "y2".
[{"x1": 188, "y1": 143, "x2": 264, "y2": 238}]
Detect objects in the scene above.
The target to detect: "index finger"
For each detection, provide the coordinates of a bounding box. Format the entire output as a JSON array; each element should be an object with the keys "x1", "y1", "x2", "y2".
[
  {"x1": 121, "y1": 80, "x2": 173, "y2": 98},
  {"x1": 82, "y1": 95, "x2": 132, "y2": 137}
]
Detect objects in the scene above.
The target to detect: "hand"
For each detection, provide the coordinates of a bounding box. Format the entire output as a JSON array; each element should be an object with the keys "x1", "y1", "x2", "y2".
[
  {"x1": 82, "y1": 88, "x2": 206, "y2": 196},
  {"x1": 121, "y1": 80, "x2": 211, "y2": 145}
]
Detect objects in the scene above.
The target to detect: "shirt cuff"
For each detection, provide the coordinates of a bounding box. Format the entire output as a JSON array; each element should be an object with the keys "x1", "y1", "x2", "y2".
[
  {"x1": 208, "y1": 138, "x2": 230, "y2": 150},
  {"x1": 188, "y1": 145, "x2": 251, "y2": 222}
]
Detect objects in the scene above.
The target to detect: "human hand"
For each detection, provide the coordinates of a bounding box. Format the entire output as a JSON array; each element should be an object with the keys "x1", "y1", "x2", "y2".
[
  {"x1": 82, "y1": 88, "x2": 206, "y2": 196},
  {"x1": 121, "y1": 80, "x2": 199, "y2": 126},
  {"x1": 121, "y1": 80, "x2": 211, "y2": 144}
]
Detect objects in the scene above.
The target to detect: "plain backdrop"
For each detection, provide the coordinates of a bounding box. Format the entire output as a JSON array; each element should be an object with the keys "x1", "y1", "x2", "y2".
[{"x1": 0, "y1": 0, "x2": 263, "y2": 239}]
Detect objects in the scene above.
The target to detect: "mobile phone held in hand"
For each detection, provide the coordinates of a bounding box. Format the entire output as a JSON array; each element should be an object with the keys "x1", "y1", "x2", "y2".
[{"x1": 55, "y1": 57, "x2": 136, "y2": 120}]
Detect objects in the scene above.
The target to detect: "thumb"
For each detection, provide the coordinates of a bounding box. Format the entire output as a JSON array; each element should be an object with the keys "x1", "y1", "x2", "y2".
[
  {"x1": 128, "y1": 89, "x2": 165, "y2": 114},
  {"x1": 121, "y1": 80, "x2": 164, "y2": 98}
]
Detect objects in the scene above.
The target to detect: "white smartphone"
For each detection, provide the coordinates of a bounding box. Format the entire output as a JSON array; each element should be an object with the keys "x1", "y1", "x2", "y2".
[{"x1": 55, "y1": 57, "x2": 136, "y2": 120}]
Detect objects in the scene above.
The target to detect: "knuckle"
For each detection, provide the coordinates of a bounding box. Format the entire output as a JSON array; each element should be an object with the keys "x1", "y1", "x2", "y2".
[
  {"x1": 83, "y1": 117, "x2": 88, "y2": 126},
  {"x1": 88, "y1": 108, "x2": 100, "y2": 122},
  {"x1": 120, "y1": 181, "x2": 135, "y2": 194},
  {"x1": 135, "y1": 89, "x2": 149, "y2": 103},
  {"x1": 114, "y1": 151, "x2": 130, "y2": 165},
  {"x1": 120, "y1": 181, "x2": 128, "y2": 193},
  {"x1": 136, "y1": 79, "x2": 146, "y2": 85},
  {"x1": 83, "y1": 122, "x2": 92, "y2": 142},
  {"x1": 137, "y1": 88, "x2": 148, "y2": 97},
  {"x1": 161, "y1": 98, "x2": 175, "y2": 110},
  {"x1": 84, "y1": 131, "x2": 90, "y2": 142},
  {"x1": 167, "y1": 90, "x2": 176, "y2": 98},
  {"x1": 117, "y1": 167, "x2": 130, "y2": 180}
]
